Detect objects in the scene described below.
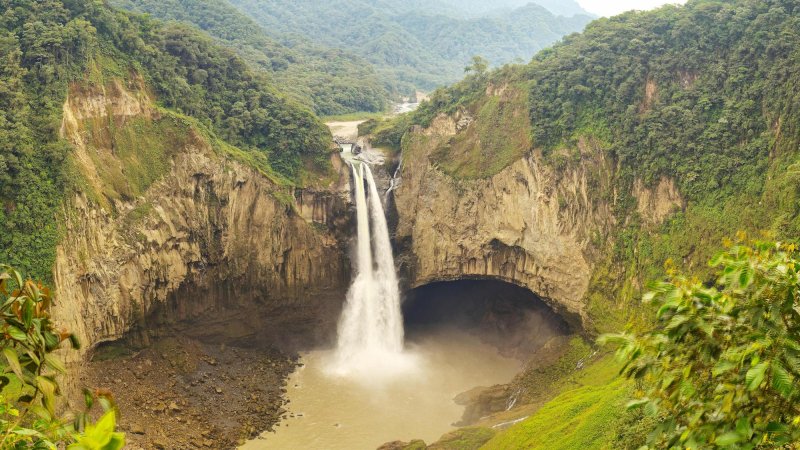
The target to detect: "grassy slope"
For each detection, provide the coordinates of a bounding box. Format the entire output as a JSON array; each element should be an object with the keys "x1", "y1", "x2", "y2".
[
  {"x1": 482, "y1": 356, "x2": 628, "y2": 450},
  {"x1": 432, "y1": 84, "x2": 532, "y2": 179}
]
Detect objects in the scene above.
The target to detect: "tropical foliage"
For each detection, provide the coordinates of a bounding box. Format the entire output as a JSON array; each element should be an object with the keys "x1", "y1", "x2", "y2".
[
  {"x1": 0, "y1": 265, "x2": 124, "y2": 449},
  {"x1": 112, "y1": 0, "x2": 390, "y2": 115},
  {"x1": 0, "y1": 0, "x2": 331, "y2": 280},
  {"x1": 603, "y1": 241, "x2": 800, "y2": 448},
  {"x1": 376, "y1": 0, "x2": 800, "y2": 284}
]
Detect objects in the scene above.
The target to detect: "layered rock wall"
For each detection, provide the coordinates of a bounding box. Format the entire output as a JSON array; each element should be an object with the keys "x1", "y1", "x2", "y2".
[
  {"x1": 52, "y1": 79, "x2": 351, "y2": 368},
  {"x1": 394, "y1": 114, "x2": 683, "y2": 325}
]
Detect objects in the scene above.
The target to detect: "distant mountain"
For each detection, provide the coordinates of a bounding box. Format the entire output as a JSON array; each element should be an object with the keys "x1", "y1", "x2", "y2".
[
  {"x1": 228, "y1": 0, "x2": 593, "y2": 92},
  {"x1": 112, "y1": 0, "x2": 391, "y2": 115},
  {"x1": 425, "y1": 0, "x2": 593, "y2": 18}
]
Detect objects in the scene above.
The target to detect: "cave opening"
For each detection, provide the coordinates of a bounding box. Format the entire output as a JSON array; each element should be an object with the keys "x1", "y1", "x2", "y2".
[{"x1": 402, "y1": 279, "x2": 571, "y2": 358}]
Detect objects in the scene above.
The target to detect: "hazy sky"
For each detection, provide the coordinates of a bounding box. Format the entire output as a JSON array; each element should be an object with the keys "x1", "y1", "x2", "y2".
[{"x1": 577, "y1": 0, "x2": 688, "y2": 17}]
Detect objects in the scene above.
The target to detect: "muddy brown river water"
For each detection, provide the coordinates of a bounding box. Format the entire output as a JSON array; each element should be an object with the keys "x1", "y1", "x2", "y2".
[{"x1": 241, "y1": 329, "x2": 521, "y2": 450}]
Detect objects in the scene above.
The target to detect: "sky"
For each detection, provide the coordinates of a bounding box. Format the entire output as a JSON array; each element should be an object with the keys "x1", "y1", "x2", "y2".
[{"x1": 577, "y1": 0, "x2": 688, "y2": 17}]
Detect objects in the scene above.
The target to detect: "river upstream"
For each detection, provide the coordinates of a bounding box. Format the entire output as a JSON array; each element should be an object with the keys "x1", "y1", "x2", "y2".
[{"x1": 241, "y1": 329, "x2": 521, "y2": 449}]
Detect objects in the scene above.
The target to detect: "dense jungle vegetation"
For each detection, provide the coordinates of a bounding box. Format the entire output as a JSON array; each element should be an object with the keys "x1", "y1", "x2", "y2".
[
  {"x1": 381, "y1": 0, "x2": 800, "y2": 275},
  {"x1": 227, "y1": 0, "x2": 592, "y2": 93},
  {"x1": 0, "y1": 0, "x2": 331, "y2": 281},
  {"x1": 111, "y1": 0, "x2": 391, "y2": 115}
]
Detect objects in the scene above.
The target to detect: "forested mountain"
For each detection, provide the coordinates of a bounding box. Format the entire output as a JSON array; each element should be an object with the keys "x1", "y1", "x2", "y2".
[
  {"x1": 420, "y1": 0, "x2": 591, "y2": 18},
  {"x1": 0, "y1": 0, "x2": 331, "y2": 280},
  {"x1": 112, "y1": 0, "x2": 390, "y2": 115},
  {"x1": 229, "y1": 0, "x2": 593, "y2": 92}
]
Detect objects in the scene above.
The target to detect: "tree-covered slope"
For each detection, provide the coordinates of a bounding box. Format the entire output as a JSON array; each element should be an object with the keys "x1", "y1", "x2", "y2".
[
  {"x1": 228, "y1": 0, "x2": 593, "y2": 92},
  {"x1": 422, "y1": 0, "x2": 591, "y2": 18},
  {"x1": 389, "y1": 0, "x2": 800, "y2": 277},
  {"x1": 0, "y1": 0, "x2": 332, "y2": 280},
  {"x1": 111, "y1": 0, "x2": 390, "y2": 115}
]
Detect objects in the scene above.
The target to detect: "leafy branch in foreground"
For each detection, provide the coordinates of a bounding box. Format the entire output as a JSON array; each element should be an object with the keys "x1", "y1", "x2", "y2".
[
  {"x1": 602, "y1": 241, "x2": 800, "y2": 449},
  {"x1": 0, "y1": 264, "x2": 124, "y2": 449}
]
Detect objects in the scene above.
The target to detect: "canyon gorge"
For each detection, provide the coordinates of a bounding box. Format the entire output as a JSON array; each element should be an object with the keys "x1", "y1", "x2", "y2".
[{"x1": 3, "y1": 0, "x2": 800, "y2": 449}]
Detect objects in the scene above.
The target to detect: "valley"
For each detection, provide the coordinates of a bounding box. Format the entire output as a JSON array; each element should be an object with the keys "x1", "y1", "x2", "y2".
[{"x1": 1, "y1": 0, "x2": 800, "y2": 449}]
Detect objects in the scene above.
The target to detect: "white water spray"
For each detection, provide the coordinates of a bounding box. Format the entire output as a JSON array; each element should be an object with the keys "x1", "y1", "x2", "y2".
[{"x1": 332, "y1": 163, "x2": 409, "y2": 378}]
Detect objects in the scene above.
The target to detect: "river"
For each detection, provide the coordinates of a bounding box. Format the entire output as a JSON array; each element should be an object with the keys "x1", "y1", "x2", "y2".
[{"x1": 241, "y1": 328, "x2": 521, "y2": 450}]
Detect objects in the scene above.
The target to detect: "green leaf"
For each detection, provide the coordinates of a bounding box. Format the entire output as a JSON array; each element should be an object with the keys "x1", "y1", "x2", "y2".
[
  {"x1": 22, "y1": 298, "x2": 34, "y2": 327},
  {"x1": 715, "y1": 431, "x2": 743, "y2": 445},
  {"x1": 68, "y1": 333, "x2": 81, "y2": 350},
  {"x1": 739, "y1": 266, "x2": 753, "y2": 287},
  {"x1": 29, "y1": 404, "x2": 52, "y2": 421},
  {"x1": 712, "y1": 360, "x2": 737, "y2": 376},
  {"x1": 7, "y1": 326, "x2": 27, "y2": 341},
  {"x1": 745, "y1": 361, "x2": 769, "y2": 391},
  {"x1": 770, "y1": 362, "x2": 794, "y2": 398},
  {"x1": 12, "y1": 428, "x2": 45, "y2": 437},
  {"x1": 36, "y1": 375, "x2": 56, "y2": 415},
  {"x1": 12, "y1": 270, "x2": 23, "y2": 290},
  {"x1": 83, "y1": 388, "x2": 94, "y2": 410},
  {"x1": 3, "y1": 347, "x2": 23, "y2": 379},
  {"x1": 666, "y1": 314, "x2": 689, "y2": 330},
  {"x1": 68, "y1": 411, "x2": 125, "y2": 450},
  {"x1": 105, "y1": 433, "x2": 126, "y2": 450},
  {"x1": 44, "y1": 354, "x2": 66, "y2": 374},
  {"x1": 735, "y1": 417, "x2": 753, "y2": 439},
  {"x1": 626, "y1": 398, "x2": 650, "y2": 409},
  {"x1": 765, "y1": 422, "x2": 788, "y2": 433}
]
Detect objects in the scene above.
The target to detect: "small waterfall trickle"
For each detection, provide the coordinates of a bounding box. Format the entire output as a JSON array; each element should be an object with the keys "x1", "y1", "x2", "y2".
[
  {"x1": 384, "y1": 158, "x2": 402, "y2": 204},
  {"x1": 332, "y1": 163, "x2": 409, "y2": 378}
]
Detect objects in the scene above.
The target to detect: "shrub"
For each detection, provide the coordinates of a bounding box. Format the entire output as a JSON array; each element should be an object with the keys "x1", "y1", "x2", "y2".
[
  {"x1": 602, "y1": 241, "x2": 800, "y2": 448},
  {"x1": 0, "y1": 265, "x2": 124, "y2": 449}
]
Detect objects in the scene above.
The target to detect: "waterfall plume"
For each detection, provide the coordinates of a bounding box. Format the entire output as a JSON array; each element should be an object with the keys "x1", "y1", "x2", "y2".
[{"x1": 331, "y1": 163, "x2": 410, "y2": 379}]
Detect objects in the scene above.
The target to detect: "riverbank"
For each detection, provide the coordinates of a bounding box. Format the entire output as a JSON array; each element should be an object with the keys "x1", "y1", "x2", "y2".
[{"x1": 74, "y1": 336, "x2": 297, "y2": 449}]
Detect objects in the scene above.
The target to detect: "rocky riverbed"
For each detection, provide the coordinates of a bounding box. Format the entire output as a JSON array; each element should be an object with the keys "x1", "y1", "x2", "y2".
[{"x1": 74, "y1": 336, "x2": 297, "y2": 449}]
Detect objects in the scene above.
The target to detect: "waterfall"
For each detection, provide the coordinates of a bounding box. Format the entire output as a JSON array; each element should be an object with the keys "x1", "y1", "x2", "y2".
[
  {"x1": 365, "y1": 166, "x2": 404, "y2": 352},
  {"x1": 332, "y1": 163, "x2": 407, "y2": 377}
]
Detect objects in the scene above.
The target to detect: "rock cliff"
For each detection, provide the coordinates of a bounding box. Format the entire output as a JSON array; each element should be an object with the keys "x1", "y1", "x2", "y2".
[
  {"x1": 52, "y1": 78, "x2": 352, "y2": 371},
  {"x1": 393, "y1": 112, "x2": 683, "y2": 327}
]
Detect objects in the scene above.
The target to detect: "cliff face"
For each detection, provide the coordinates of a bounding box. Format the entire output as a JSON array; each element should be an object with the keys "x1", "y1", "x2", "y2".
[
  {"x1": 394, "y1": 112, "x2": 683, "y2": 326},
  {"x1": 53, "y1": 78, "x2": 352, "y2": 367}
]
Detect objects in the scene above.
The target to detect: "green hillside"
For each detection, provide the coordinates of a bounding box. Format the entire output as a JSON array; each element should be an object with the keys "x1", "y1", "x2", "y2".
[
  {"x1": 228, "y1": 0, "x2": 593, "y2": 92},
  {"x1": 389, "y1": 0, "x2": 800, "y2": 275},
  {"x1": 0, "y1": 0, "x2": 331, "y2": 281},
  {"x1": 111, "y1": 0, "x2": 391, "y2": 115}
]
